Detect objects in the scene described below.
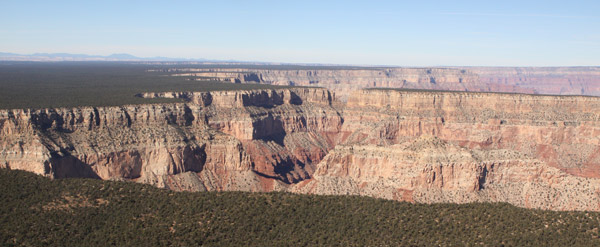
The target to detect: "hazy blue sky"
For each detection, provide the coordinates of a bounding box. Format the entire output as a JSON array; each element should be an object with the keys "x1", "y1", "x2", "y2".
[{"x1": 1, "y1": 0, "x2": 599, "y2": 66}]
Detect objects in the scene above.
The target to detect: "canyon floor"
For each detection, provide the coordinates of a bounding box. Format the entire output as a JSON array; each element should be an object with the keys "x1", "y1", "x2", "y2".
[{"x1": 2, "y1": 62, "x2": 600, "y2": 212}]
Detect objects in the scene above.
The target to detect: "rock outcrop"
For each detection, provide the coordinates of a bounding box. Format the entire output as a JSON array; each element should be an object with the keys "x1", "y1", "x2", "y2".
[
  {"x1": 3, "y1": 87, "x2": 600, "y2": 211},
  {"x1": 293, "y1": 89, "x2": 600, "y2": 211},
  {"x1": 168, "y1": 67, "x2": 600, "y2": 100},
  {"x1": 0, "y1": 88, "x2": 341, "y2": 191},
  {"x1": 474, "y1": 67, "x2": 600, "y2": 96}
]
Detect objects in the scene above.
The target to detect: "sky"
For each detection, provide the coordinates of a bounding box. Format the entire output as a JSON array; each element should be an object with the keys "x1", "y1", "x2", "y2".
[{"x1": 1, "y1": 0, "x2": 599, "y2": 66}]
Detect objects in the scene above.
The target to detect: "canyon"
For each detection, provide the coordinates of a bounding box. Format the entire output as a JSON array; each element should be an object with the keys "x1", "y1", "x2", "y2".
[
  {"x1": 169, "y1": 66, "x2": 600, "y2": 100},
  {"x1": 3, "y1": 80, "x2": 600, "y2": 211}
]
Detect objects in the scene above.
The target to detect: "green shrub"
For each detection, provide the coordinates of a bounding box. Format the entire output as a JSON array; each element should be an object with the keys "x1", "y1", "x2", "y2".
[{"x1": 2, "y1": 169, "x2": 600, "y2": 246}]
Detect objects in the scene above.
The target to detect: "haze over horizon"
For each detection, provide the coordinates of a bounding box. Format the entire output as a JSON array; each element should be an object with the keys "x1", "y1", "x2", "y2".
[{"x1": 1, "y1": 0, "x2": 599, "y2": 66}]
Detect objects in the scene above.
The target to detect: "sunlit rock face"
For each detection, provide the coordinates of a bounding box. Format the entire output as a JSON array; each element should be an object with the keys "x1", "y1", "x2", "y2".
[
  {"x1": 169, "y1": 67, "x2": 600, "y2": 100},
  {"x1": 0, "y1": 88, "x2": 341, "y2": 191},
  {"x1": 4, "y1": 87, "x2": 600, "y2": 211},
  {"x1": 293, "y1": 90, "x2": 600, "y2": 211}
]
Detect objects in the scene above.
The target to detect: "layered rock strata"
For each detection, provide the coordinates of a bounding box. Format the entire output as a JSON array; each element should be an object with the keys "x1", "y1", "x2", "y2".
[
  {"x1": 0, "y1": 88, "x2": 341, "y2": 191},
  {"x1": 293, "y1": 89, "x2": 600, "y2": 211},
  {"x1": 169, "y1": 67, "x2": 600, "y2": 99},
  {"x1": 3, "y1": 87, "x2": 600, "y2": 211}
]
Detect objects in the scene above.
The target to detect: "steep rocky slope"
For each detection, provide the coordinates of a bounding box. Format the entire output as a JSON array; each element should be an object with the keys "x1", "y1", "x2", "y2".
[
  {"x1": 293, "y1": 89, "x2": 600, "y2": 211},
  {"x1": 3, "y1": 87, "x2": 600, "y2": 211},
  {"x1": 0, "y1": 88, "x2": 341, "y2": 192},
  {"x1": 169, "y1": 67, "x2": 600, "y2": 100},
  {"x1": 475, "y1": 67, "x2": 600, "y2": 95}
]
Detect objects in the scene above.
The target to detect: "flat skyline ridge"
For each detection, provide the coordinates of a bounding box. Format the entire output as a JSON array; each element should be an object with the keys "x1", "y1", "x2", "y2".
[{"x1": 1, "y1": 51, "x2": 600, "y2": 68}]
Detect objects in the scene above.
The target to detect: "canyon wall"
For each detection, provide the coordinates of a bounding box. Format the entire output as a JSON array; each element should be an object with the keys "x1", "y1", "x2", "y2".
[
  {"x1": 3, "y1": 87, "x2": 600, "y2": 211},
  {"x1": 293, "y1": 89, "x2": 600, "y2": 211},
  {"x1": 0, "y1": 88, "x2": 341, "y2": 191},
  {"x1": 474, "y1": 67, "x2": 600, "y2": 95},
  {"x1": 169, "y1": 67, "x2": 600, "y2": 100}
]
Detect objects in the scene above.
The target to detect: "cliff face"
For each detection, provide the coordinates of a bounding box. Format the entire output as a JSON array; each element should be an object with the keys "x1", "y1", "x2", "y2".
[
  {"x1": 293, "y1": 89, "x2": 600, "y2": 211},
  {"x1": 474, "y1": 67, "x2": 600, "y2": 95},
  {"x1": 0, "y1": 88, "x2": 341, "y2": 191},
  {"x1": 343, "y1": 90, "x2": 600, "y2": 174},
  {"x1": 170, "y1": 67, "x2": 600, "y2": 100},
  {"x1": 3, "y1": 87, "x2": 600, "y2": 211}
]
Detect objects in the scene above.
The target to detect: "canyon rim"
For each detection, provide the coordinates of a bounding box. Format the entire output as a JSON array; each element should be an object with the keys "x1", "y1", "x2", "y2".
[{"x1": 3, "y1": 65, "x2": 600, "y2": 211}]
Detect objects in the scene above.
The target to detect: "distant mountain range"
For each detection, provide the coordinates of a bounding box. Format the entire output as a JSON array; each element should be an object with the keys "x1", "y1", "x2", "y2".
[{"x1": 0, "y1": 52, "x2": 209, "y2": 62}]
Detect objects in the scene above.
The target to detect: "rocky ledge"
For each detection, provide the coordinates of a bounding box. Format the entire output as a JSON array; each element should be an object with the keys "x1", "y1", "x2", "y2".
[{"x1": 3, "y1": 88, "x2": 600, "y2": 211}]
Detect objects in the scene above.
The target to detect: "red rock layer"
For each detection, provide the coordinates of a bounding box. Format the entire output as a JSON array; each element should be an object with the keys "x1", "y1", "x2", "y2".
[
  {"x1": 168, "y1": 67, "x2": 600, "y2": 100},
  {"x1": 4, "y1": 87, "x2": 600, "y2": 211},
  {"x1": 293, "y1": 89, "x2": 600, "y2": 211},
  {"x1": 0, "y1": 88, "x2": 341, "y2": 189}
]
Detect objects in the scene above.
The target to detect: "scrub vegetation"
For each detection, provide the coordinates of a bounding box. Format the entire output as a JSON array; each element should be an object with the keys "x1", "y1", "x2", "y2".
[
  {"x1": 2, "y1": 169, "x2": 600, "y2": 246},
  {"x1": 0, "y1": 62, "x2": 296, "y2": 109}
]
